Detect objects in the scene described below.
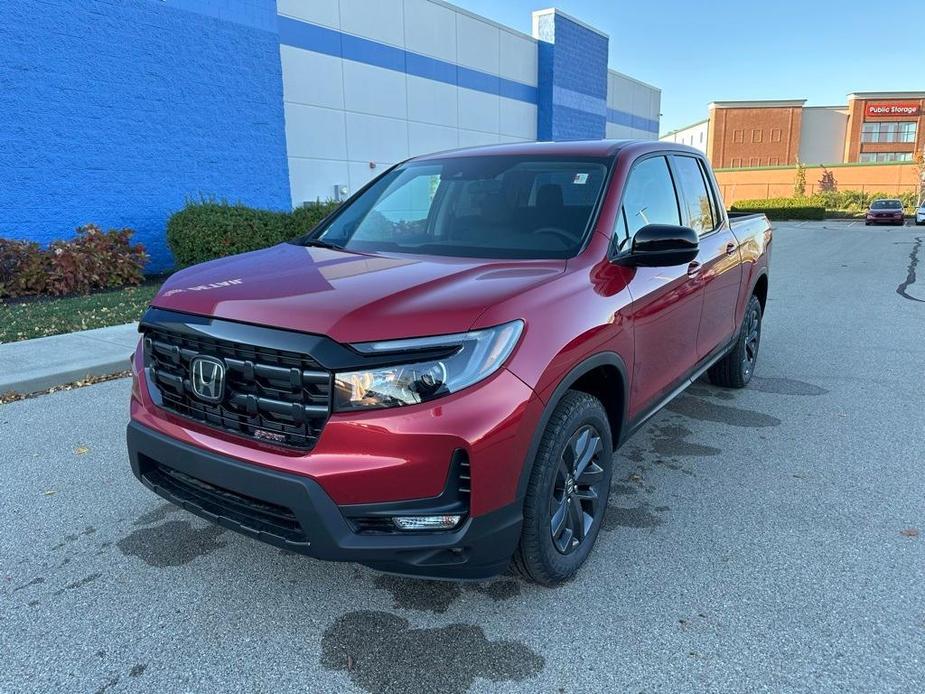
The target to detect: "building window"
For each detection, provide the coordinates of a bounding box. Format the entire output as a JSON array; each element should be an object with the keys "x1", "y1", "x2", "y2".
[
  {"x1": 699, "y1": 131, "x2": 704, "y2": 143},
  {"x1": 749, "y1": 157, "x2": 760, "y2": 167},
  {"x1": 859, "y1": 152, "x2": 914, "y2": 163},
  {"x1": 731, "y1": 158, "x2": 742, "y2": 168},
  {"x1": 733, "y1": 129, "x2": 744, "y2": 143},
  {"x1": 751, "y1": 129, "x2": 762, "y2": 143},
  {"x1": 770, "y1": 128, "x2": 782, "y2": 142},
  {"x1": 861, "y1": 121, "x2": 917, "y2": 143},
  {"x1": 769, "y1": 157, "x2": 779, "y2": 166}
]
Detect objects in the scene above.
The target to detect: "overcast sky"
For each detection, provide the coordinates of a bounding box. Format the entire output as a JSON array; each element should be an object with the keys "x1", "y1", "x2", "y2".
[{"x1": 454, "y1": 0, "x2": 925, "y2": 135}]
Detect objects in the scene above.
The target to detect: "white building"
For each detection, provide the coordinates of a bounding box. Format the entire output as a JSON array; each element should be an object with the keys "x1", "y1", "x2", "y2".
[{"x1": 278, "y1": 1, "x2": 662, "y2": 205}]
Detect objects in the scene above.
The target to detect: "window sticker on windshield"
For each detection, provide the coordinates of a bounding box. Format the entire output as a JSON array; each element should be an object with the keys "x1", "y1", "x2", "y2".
[{"x1": 572, "y1": 173, "x2": 589, "y2": 185}]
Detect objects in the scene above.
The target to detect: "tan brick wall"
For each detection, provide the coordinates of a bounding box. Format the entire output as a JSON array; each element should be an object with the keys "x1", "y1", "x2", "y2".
[
  {"x1": 714, "y1": 162, "x2": 921, "y2": 205},
  {"x1": 708, "y1": 105, "x2": 802, "y2": 169}
]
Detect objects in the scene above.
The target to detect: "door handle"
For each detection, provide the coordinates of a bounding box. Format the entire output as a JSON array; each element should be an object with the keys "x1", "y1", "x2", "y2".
[
  {"x1": 686, "y1": 261, "x2": 701, "y2": 277},
  {"x1": 725, "y1": 242, "x2": 737, "y2": 255}
]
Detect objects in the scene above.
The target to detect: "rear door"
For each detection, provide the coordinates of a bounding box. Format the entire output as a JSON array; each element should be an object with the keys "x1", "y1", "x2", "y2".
[
  {"x1": 617, "y1": 155, "x2": 704, "y2": 418},
  {"x1": 670, "y1": 154, "x2": 742, "y2": 359}
]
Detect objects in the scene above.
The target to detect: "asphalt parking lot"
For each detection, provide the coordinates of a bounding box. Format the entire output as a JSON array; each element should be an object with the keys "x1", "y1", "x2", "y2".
[{"x1": 3, "y1": 221, "x2": 924, "y2": 693}]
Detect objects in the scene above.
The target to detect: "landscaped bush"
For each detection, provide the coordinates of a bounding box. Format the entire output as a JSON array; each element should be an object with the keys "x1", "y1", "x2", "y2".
[
  {"x1": 731, "y1": 190, "x2": 920, "y2": 220},
  {"x1": 0, "y1": 225, "x2": 148, "y2": 299},
  {"x1": 809, "y1": 190, "x2": 919, "y2": 214},
  {"x1": 730, "y1": 198, "x2": 826, "y2": 220},
  {"x1": 166, "y1": 200, "x2": 340, "y2": 267}
]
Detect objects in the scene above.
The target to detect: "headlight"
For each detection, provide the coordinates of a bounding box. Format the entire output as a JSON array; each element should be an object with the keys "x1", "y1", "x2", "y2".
[{"x1": 333, "y1": 320, "x2": 524, "y2": 411}]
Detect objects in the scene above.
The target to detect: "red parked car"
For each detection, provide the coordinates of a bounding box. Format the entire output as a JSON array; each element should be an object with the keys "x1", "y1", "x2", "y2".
[
  {"x1": 865, "y1": 199, "x2": 905, "y2": 226},
  {"x1": 127, "y1": 141, "x2": 771, "y2": 584}
]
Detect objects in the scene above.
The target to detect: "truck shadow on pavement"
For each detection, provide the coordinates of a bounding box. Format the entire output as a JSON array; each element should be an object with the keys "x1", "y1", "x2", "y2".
[{"x1": 603, "y1": 375, "x2": 827, "y2": 533}]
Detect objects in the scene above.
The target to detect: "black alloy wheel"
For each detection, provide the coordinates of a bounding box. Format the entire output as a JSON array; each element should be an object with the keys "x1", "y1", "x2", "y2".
[
  {"x1": 708, "y1": 293, "x2": 763, "y2": 389},
  {"x1": 549, "y1": 425, "x2": 605, "y2": 554},
  {"x1": 741, "y1": 300, "x2": 761, "y2": 381},
  {"x1": 513, "y1": 391, "x2": 614, "y2": 585}
]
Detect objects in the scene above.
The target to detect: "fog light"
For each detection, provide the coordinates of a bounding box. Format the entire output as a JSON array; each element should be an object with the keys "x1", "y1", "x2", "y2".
[{"x1": 392, "y1": 515, "x2": 462, "y2": 531}]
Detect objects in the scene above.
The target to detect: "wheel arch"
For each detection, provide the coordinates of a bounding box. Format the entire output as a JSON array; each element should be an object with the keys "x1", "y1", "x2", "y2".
[
  {"x1": 752, "y1": 272, "x2": 769, "y2": 312},
  {"x1": 515, "y1": 352, "x2": 629, "y2": 502}
]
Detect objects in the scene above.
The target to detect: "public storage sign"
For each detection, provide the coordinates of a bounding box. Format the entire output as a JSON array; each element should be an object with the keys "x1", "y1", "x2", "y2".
[{"x1": 865, "y1": 103, "x2": 921, "y2": 117}]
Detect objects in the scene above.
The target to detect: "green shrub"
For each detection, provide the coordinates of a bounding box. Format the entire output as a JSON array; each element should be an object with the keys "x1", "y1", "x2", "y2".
[
  {"x1": 0, "y1": 225, "x2": 148, "y2": 299},
  {"x1": 166, "y1": 200, "x2": 340, "y2": 267},
  {"x1": 809, "y1": 189, "x2": 918, "y2": 214},
  {"x1": 730, "y1": 198, "x2": 825, "y2": 220}
]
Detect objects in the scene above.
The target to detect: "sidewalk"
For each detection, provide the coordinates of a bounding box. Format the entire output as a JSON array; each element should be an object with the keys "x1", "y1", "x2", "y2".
[{"x1": 0, "y1": 323, "x2": 139, "y2": 395}]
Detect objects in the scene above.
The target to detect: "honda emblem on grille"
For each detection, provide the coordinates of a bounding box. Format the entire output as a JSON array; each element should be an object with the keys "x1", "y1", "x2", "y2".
[{"x1": 190, "y1": 356, "x2": 225, "y2": 403}]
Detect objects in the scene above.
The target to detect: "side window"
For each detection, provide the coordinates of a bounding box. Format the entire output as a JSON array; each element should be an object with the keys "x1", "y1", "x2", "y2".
[
  {"x1": 614, "y1": 207, "x2": 629, "y2": 249},
  {"x1": 621, "y1": 156, "x2": 680, "y2": 240},
  {"x1": 698, "y1": 159, "x2": 723, "y2": 228},
  {"x1": 672, "y1": 155, "x2": 715, "y2": 234}
]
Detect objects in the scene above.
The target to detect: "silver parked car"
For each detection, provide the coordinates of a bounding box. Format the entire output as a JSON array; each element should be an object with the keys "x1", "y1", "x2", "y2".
[{"x1": 916, "y1": 200, "x2": 925, "y2": 226}]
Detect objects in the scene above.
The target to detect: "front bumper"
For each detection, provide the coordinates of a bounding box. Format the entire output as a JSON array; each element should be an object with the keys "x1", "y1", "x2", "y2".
[
  {"x1": 128, "y1": 420, "x2": 522, "y2": 579},
  {"x1": 866, "y1": 214, "x2": 904, "y2": 224}
]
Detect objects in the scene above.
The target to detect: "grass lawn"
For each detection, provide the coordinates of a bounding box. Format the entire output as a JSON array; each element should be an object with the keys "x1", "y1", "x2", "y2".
[{"x1": 0, "y1": 281, "x2": 162, "y2": 343}]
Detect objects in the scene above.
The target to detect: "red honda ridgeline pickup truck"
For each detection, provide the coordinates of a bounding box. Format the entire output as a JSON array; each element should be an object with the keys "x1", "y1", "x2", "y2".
[{"x1": 128, "y1": 141, "x2": 771, "y2": 585}]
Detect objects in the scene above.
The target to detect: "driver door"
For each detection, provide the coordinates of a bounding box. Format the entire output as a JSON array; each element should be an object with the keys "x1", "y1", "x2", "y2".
[{"x1": 618, "y1": 155, "x2": 704, "y2": 420}]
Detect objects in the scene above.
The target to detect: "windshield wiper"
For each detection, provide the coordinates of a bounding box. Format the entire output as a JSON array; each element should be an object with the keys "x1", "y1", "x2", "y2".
[{"x1": 300, "y1": 238, "x2": 346, "y2": 251}]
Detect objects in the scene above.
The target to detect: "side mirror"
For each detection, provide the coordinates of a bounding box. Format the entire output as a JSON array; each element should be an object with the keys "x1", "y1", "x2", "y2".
[{"x1": 616, "y1": 224, "x2": 699, "y2": 267}]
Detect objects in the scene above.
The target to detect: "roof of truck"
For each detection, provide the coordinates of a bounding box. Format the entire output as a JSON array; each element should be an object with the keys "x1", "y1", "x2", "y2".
[
  {"x1": 411, "y1": 139, "x2": 702, "y2": 162},
  {"x1": 412, "y1": 139, "x2": 628, "y2": 161}
]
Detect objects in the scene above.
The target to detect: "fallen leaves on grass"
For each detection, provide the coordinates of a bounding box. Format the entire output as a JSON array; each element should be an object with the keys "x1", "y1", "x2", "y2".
[{"x1": 0, "y1": 282, "x2": 160, "y2": 343}]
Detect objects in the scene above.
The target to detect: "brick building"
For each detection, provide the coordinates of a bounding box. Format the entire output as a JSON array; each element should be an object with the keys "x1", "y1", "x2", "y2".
[{"x1": 661, "y1": 91, "x2": 925, "y2": 169}]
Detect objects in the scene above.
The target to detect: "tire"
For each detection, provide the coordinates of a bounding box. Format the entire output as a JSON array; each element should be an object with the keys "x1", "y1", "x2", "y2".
[
  {"x1": 864, "y1": 221, "x2": 871, "y2": 226},
  {"x1": 513, "y1": 391, "x2": 613, "y2": 586},
  {"x1": 708, "y1": 294, "x2": 762, "y2": 389}
]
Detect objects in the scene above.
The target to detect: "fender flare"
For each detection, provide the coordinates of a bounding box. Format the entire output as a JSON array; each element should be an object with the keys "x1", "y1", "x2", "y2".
[
  {"x1": 750, "y1": 268, "x2": 769, "y2": 295},
  {"x1": 514, "y1": 352, "x2": 629, "y2": 502}
]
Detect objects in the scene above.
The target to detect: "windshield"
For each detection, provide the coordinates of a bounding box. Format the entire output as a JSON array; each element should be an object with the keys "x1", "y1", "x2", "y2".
[
  {"x1": 871, "y1": 200, "x2": 902, "y2": 209},
  {"x1": 297, "y1": 155, "x2": 611, "y2": 259}
]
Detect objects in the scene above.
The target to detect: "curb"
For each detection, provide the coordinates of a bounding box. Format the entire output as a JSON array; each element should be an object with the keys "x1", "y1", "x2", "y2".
[{"x1": 0, "y1": 323, "x2": 139, "y2": 396}]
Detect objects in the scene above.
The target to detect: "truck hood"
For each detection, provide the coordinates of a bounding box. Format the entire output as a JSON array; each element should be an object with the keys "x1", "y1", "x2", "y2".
[{"x1": 152, "y1": 244, "x2": 565, "y2": 343}]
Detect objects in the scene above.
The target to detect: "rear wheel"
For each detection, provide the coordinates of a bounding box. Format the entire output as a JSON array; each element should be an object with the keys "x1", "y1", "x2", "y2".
[
  {"x1": 513, "y1": 391, "x2": 613, "y2": 585},
  {"x1": 708, "y1": 294, "x2": 762, "y2": 389}
]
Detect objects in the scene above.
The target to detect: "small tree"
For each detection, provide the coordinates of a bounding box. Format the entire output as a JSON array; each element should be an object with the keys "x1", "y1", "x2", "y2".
[
  {"x1": 818, "y1": 167, "x2": 837, "y2": 194},
  {"x1": 915, "y1": 150, "x2": 925, "y2": 203},
  {"x1": 793, "y1": 159, "x2": 806, "y2": 197}
]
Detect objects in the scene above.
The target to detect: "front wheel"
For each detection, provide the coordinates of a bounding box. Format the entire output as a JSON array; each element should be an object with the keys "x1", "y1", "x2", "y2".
[
  {"x1": 708, "y1": 294, "x2": 763, "y2": 388},
  {"x1": 513, "y1": 391, "x2": 613, "y2": 585}
]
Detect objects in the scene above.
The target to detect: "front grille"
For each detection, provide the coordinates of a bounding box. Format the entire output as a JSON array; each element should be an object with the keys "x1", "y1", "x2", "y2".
[
  {"x1": 143, "y1": 325, "x2": 332, "y2": 450},
  {"x1": 142, "y1": 459, "x2": 306, "y2": 543}
]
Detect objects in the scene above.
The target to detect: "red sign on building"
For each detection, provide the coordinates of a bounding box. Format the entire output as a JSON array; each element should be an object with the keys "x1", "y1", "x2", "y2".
[{"x1": 865, "y1": 102, "x2": 921, "y2": 117}]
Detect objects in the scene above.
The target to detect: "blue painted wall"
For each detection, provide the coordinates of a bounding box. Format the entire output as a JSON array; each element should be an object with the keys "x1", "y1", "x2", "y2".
[
  {"x1": 0, "y1": 0, "x2": 291, "y2": 270},
  {"x1": 536, "y1": 11, "x2": 609, "y2": 141}
]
